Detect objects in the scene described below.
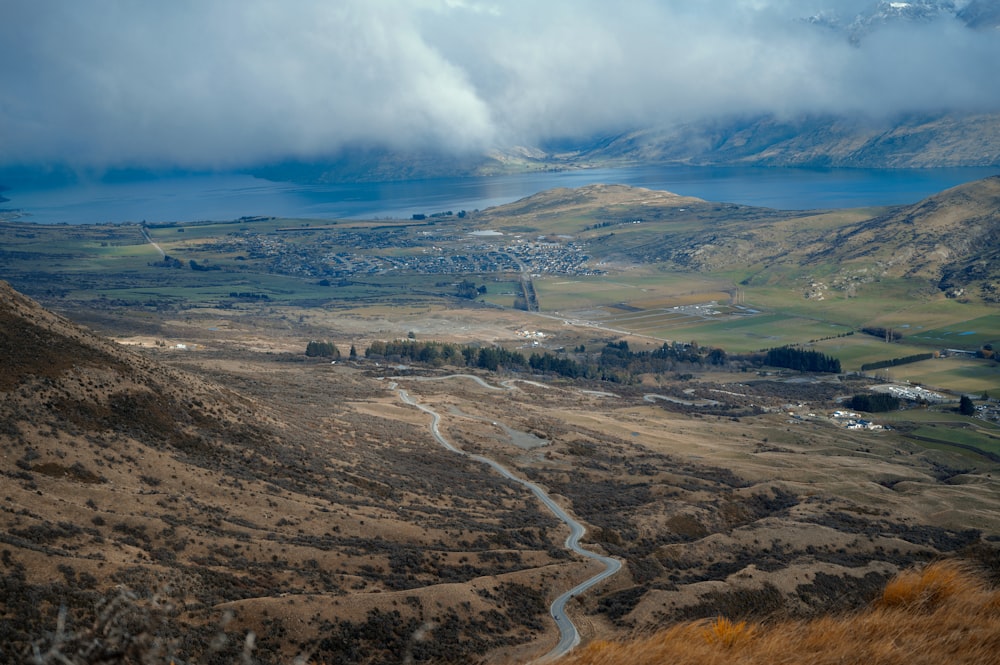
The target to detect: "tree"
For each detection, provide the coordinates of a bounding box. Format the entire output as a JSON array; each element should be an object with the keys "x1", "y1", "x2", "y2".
[
  {"x1": 849, "y1": 393, "x2": 900, "y2": 412},
  {"x1": 454, "y1": 280, "x2": 480, "y2": 299},
  {"x1": 959, "y1": 394, "x2": 976, "y2": 416},
  {"x1": 349, "y1": 345, "x2": 358, "y2": 360},
  {"x1": 707, "y1": 348, "x2": 727, "y2": 366},
  {"x1": 305, "y1": 341, "x2": 340, "y2": 358}
]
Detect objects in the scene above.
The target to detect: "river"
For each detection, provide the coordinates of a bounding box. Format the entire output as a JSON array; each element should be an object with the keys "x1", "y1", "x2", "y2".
[{"x1": 2, "y1": 165, "x2": 998, "y2": 225}]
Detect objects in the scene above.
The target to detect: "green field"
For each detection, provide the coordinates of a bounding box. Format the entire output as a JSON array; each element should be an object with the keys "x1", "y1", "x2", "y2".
[
  {"x1": 908, "y1": 424, "x2": 1000, "y2": 461},
  {"x1": 875, "y1": 409, "x2": 1000, "y2": 462},
  {"x1": 906, "y1": 314, "x2": 1000, "y2": 349},
  {"x1": 886, "y1": 358, "x2": 1000, "y2": 395},
  {"x1": 636, "y1": 313, "x2": 851, "y2": 353},
  {"x1": 533, "y1": 273, "x2": 732, "y2": 312}
]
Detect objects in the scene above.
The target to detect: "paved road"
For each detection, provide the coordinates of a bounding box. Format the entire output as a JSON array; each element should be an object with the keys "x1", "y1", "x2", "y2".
[{"x1": 392, "y1": 378, "x2": 621, "y2": 661}]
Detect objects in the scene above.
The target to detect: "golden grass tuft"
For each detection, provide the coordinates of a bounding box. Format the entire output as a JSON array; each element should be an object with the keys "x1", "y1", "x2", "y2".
[
  {"x1": 701, "y1": 616, "x2": 756, "y2": 648},
  {"x1": 559, "y1": 561, "x2": 1000, "y2": 665},
  {"x1": 878, "y1": 559, "x2": 978, "y2": 610}
]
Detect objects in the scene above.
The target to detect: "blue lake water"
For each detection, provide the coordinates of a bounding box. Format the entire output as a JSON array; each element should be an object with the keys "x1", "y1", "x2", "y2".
[{"x1": 2, "y1": 165, "x2": 998, "y2": 225}]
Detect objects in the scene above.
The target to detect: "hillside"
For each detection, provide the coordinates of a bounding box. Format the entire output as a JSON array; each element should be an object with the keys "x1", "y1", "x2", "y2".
[
  {"x1": 3, "y1": 276, "x2": 1000, "y2": 663},
  {"x1": 580, "y1": 113, "x2": 1000, "y2": 170},
  {"x1": 826, "y1": 176, "x2": 1000, "y2": 300},
  {"x1": 562, "y1": 560, "x2": 1000, "y2": 665},
  {"x1": 247, "y1": 112, "x2": 1000, "y2": 184},
  {"x1": 0, "y1": 281, "x2": 573, "y2": 664},
  {"x1": 469, "y1": 177, "x2": 1000, "y2": 301}
]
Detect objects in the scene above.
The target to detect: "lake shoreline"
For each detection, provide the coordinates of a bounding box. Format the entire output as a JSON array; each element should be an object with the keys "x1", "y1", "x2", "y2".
[{"x1": 3, "y1": 165, "x2": 999, "y2": 225}]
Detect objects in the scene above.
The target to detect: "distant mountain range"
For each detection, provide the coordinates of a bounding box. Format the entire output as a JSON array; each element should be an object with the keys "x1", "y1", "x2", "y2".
[
  {"x1": 956, "y1": 0, "x2": 1000, "y2": 29},
  {"x1": 252, "y1": 2, "x2": 1000, "y2": 183},
  {"x1": 563, "y1": 113, "x2": 1000, "y2": 169},
  {"x1": 807, "y1": 0, "x2": 1000, "y2": 42},
  {"x1": 253, "y1": 111, "x2": 1000, "y2": 184}
]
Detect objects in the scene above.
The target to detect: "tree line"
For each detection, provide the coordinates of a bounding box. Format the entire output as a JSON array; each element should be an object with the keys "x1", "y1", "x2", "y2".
[
  {"x1": 364, "y1": 339, "x2": 741, "y2": 383},
  {"x1": 359, "y1": 338, "x2": 845, "y2": 382},
  {"x1": 860, "y1": 326, "x2": 904, "y2": 342},
  {"x1": 860, "y1": 352, "x2": 934, "y2": 372}
]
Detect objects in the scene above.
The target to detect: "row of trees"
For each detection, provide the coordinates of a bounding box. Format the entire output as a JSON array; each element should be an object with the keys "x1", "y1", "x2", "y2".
[
  {"x1": 364, "y1": 339, "x2": 735, "y2": 383},
  {"x1": 861, "y1": 326, "x2": 904, "y2": 342},
  {"x1": 849, "y1": 393, "x2": 980, "y2": 415},
  {"x1": 860, "y1": 352, "x2": 935, "y2": 372},
  {"x1": 341, "y1": 337, "x2": 850, "y2": 383}
]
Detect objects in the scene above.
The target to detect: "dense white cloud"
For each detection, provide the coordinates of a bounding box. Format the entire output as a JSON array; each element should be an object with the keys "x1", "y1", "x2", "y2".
[{"x1": 0, "y1": 0, "x2": 997, "y2": 168}]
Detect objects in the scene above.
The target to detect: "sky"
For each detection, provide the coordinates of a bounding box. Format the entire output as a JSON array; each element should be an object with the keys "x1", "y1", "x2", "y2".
[{"x1": 1, "y1": 0, "x2": 998, "y2": 171}]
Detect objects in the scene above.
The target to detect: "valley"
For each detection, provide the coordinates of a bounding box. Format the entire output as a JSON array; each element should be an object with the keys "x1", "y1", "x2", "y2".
[{"x1": 2, "y1": 178, "x2": 1000, "y2": 663}]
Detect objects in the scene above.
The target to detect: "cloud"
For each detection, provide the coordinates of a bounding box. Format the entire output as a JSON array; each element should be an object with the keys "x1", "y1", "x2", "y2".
[{"x1": 1, "y1": 0, "x2": 997, "y2": 169}]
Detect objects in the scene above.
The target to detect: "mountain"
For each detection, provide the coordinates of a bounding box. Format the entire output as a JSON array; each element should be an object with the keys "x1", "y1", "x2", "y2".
[
  {"x1": 693, "y1": 175, "x2": 1000, "y2": 299},
  {"x1": 245, "y1": 0, "x2": 1000, "y2": 186},
  {"x1": 3, "y1": 172, "x2": 1000, "y2": 662},
  {"x1": 959, "y1": 0, "x2": 1000, "y2": 29},
  {"x1": 848, "y1": 0, "x2": 958, "y2": 42},
  {"x1": 0, "y1": 281, "x2": 260, "y2": 453},
  {"x1": 805, "y1": 1, "x2": 1000, "y2": 40},
  {"x1": 248, "y1": 111, "x2": 1000, "y2": 185},
  {"x1": 558, "y1": 561, "x2": 1000, "y2": 665},
  {"x1": 579, "y1": 113, "x2": 1000, "y2": 169},
  {"x1": 472, "y1": 176, "x2": 1000, "y2": 302},
  {"x1": 811, "y1": 175, "x2": 1000, "y2": 300}
]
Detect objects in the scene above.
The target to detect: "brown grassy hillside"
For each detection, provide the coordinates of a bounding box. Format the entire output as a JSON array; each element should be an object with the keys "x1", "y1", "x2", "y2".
[
  {"x1": 4, "y1": 278, "x2": 1000, "y2": 664},
  {"x1": 0, "y1": 281, "x2": 571, "y2": 664},
  {"x1": 807, "y1": 176, "x2": 1000, "y2": 299},
  {"x1": 468, "y1": 177, "x2": 1000, "y2": 302},
  {"x1": 561, "y1": 560, "x2": 1000, "y2": 665}
]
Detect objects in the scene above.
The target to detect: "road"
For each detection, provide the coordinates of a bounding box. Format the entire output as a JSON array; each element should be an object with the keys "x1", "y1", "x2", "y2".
[
  {"x1": 140, "y1": 226, "x2": 166, "y2": 259},
  {"x1": 391, "y1": 377, "x2": 621, "y2": 661}
]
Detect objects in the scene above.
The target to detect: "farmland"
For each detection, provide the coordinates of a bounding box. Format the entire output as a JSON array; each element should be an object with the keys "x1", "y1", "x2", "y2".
[{"x1": 2, "y1": 187, "x2": 998, "y2": 395}]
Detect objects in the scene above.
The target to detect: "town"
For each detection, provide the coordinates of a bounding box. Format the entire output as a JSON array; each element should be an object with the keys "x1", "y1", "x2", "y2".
[{"x1": 190, "y1": 221, "x2": 604, "y2": 280}]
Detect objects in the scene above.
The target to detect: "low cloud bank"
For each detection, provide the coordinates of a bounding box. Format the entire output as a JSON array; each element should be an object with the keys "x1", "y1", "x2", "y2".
[{"x1": 2, "y1": 0, "x2": 997, "y2": 169}]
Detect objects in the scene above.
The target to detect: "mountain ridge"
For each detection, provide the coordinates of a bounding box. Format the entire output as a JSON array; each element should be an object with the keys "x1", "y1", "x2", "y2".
[
  {"x1": 244, "y1": 112, "x2": 1000, "y2": 185},
  {"x1": 470, "y1": 176, "x2": 1000, "y2": 301}
]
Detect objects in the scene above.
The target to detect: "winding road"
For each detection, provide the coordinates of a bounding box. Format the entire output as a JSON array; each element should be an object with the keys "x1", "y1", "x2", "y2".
[{"x1": 391, "y1": 377, "x2": 621, "y2": 661}]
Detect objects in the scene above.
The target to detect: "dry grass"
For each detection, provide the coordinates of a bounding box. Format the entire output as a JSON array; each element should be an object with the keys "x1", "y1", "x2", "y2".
[{"x1": 562, "y1": 561, "x2": 1000, "y2": 665}]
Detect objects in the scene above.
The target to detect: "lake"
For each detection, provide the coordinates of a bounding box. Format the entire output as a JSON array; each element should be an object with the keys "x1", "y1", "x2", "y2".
[{"x1": 2, "y1": 165, "x2": 998, "y2": 225}]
